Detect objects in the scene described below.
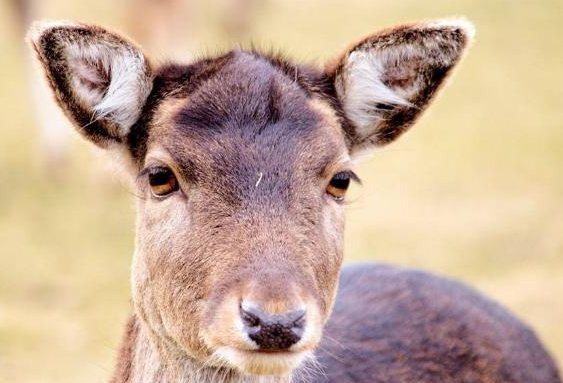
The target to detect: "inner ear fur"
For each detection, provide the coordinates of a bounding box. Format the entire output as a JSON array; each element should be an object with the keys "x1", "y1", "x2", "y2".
[
  {"x1": 328, "y1": 19, "x2": 474, "y2": 151},
  {"x1": 28, "y1": 21, "x2": 153, "y2": 148}
]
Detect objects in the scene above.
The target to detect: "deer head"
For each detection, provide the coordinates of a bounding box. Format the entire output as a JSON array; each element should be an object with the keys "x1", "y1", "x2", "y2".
[{"x1": 29, "y1": 19, "x2": 473, "y2": 378}]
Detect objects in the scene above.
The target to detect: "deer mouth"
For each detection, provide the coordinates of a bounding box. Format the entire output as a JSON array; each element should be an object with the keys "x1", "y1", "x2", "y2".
[
  {"x1": 211, "y1": 346, "x2": 313, "y2": 376},
  {"x1": 201, "y1": 318, "x2": 321, "y2": 376},
  {"x1": 200, "y1": 286, "x2": 324, "y2": 375}
]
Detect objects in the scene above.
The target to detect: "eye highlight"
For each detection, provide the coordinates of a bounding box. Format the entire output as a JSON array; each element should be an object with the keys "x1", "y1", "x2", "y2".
[
  {"x1": 147, "y1": 166, "x2": 179, "y2": 197},
  {"x1": 326, "y1": 170, "x2": 359, "y2": 202}
]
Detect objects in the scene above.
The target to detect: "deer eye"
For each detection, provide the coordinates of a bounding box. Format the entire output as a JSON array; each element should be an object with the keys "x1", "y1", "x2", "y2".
[
  {"x1": 148, "y1": 167, "x2": 179, "y2": 197},
  {"x1": 326, "y1": 171, "x2": 353, "y2": 201}
]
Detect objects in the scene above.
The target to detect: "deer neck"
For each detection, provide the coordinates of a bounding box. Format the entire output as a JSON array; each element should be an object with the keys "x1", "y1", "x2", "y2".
[{"x1": 111, "y1": 315, "x2": 292, "y2": 383}]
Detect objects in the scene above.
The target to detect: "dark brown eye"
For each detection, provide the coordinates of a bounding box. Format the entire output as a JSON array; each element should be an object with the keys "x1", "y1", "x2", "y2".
[
  {"x1": 327, "y1": 171, "x2": 352, "y2": 201},
  {"x1": 148, "y1": 167, "x2": 179, "y2": 197}
]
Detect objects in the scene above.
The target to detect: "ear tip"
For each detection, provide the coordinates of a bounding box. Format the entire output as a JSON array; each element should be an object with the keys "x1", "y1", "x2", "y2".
[
  {"x1": 26, "y1": 20, "x2": 82, "y2": 46},
  {"x1": 429, "y1": 17, "x2": 476, "y2": 42}
]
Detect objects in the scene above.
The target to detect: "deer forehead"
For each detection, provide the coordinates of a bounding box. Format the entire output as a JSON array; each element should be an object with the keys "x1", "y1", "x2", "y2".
[{"x1": 143, "y1": 54, "x2": 348, "y2": 186}]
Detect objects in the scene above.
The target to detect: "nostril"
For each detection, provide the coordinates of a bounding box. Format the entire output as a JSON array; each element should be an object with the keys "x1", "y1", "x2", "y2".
[
  {"x1": 240, "y1": 304, "x2": 307, "y2": 350},
  {"x1": 241, "y1": 307, "x2": 261, "y2": 328},
  {"x1": 289, "y1": 308, "x2": 306, "y2": 329}
]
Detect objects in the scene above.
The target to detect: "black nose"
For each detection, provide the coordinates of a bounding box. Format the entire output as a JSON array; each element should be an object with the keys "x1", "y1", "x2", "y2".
[{"x1": 240, "y1": 305, "x2": 306, "y2": 350}]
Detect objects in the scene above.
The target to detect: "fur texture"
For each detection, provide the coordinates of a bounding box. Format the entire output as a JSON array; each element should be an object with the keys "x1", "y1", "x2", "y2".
[{"x1": 316, "y1": 264, "x2": 561, "y2": 383}]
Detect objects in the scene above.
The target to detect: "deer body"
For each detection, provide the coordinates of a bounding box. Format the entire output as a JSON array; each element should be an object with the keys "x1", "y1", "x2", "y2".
[
  {"x1": 317, "y1": 264, "x2": 560, "y2": 383},
  {"x1": 29, "y1": 19, "x2": 561, "y2": 383}
]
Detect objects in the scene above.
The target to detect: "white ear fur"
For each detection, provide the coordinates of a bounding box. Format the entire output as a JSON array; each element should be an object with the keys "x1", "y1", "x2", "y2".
[
  {"x1": 334, "y1": 18, "x2": 474, "y2": 145},
  {"x1": 29, "y1": 21, "x2": 153, "y2": 139},
  {"x1": 337, "y1": 49, "x2": 413, "y2": 138},
  {"x1": 66, "y1": 43, "x2": 151, "y2": 132}
]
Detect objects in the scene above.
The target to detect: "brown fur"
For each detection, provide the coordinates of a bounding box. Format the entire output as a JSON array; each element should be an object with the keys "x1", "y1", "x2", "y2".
[
  {"x1": 28, "y1": 20, "x2": 561, "y2": 383},
  {"x1": 316, "y1": 264, "x2": 561, "y2": 383}
]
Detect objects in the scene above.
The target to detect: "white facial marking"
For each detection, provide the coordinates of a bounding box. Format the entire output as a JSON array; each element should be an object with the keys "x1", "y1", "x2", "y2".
[
  {"x1": 255, "y1": 172, "x2": 264, "y2": 188},
  {"x1": 213, "y1": 346, "x2": 311, "y2": 377}
]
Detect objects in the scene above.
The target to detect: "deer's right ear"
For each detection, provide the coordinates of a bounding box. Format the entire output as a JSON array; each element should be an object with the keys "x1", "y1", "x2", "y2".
[{"x1": 28, "y1": 21, "x2": 153, "y2": 149}]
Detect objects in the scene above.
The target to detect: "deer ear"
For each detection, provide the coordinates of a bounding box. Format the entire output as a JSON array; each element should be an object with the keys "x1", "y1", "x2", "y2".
[
  {"x1": 328, "y1": 19, "x2": 474, "y2": 152},
  {"x1": 28, "y1": 21, "x2": 153, "y2": 148}
]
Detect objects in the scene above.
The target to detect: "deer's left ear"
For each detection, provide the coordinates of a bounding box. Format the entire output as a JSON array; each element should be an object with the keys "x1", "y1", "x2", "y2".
[
  {"x1": 328, "y1": 19, "x2": 474, "y2": 152},
  {"x1": 28, "y1": 21, "x2": 153, "y2": 149}
]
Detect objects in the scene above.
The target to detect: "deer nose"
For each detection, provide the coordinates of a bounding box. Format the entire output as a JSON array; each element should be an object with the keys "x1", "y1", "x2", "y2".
[{"x1": 240, "y1": 304, "x2": 306, "y2": 350}]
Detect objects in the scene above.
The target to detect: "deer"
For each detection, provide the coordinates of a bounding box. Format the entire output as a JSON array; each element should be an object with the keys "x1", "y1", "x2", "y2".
[{"x1": 28, "y1": 19, "x2": 561, "y2": 383}]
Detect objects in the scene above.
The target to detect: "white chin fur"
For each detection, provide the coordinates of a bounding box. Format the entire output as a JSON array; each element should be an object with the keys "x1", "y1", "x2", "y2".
[{"x1": 212, "y1": 347, "x2": 310, "y2": 376}]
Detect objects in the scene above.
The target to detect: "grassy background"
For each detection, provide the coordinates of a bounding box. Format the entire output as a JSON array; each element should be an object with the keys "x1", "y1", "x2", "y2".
[{"x1": 0, "y1": 0, "x2": 561, "y2": 382}]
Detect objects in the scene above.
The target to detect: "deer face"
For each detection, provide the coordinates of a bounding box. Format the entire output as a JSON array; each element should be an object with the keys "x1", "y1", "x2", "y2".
[
  {"x1": 133, "y1": 53, "x2": 350, "y2": 374},
  {"x1": 29, "y1": 20, "x2": 472, "y2": 376}
]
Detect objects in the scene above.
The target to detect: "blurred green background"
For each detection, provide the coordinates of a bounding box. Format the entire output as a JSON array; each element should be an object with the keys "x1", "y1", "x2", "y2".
[{"x1": 0, "y1": 0, "x2": 561, "y2": 382}]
